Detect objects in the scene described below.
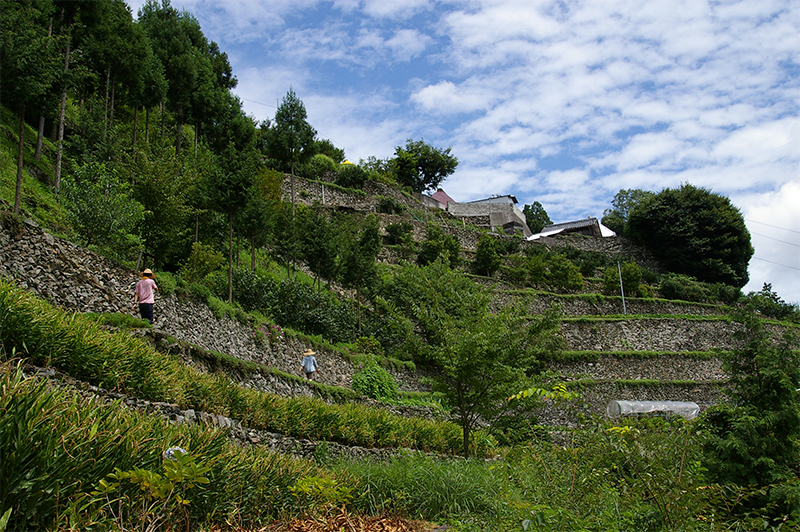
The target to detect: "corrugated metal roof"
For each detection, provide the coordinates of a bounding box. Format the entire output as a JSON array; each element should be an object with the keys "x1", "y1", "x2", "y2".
[{"x1": 542, "y1": 217, "x2": 599, "y2": 232}]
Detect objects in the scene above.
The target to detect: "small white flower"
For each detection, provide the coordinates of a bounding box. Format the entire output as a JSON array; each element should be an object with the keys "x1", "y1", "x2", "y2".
[{"x1": 163, "y1": 446, "x2": 187, "y2": 461}]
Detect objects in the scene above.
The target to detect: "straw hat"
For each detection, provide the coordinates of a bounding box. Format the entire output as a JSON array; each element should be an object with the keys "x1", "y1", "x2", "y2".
[
  {"x1": 303, "y1": 348, "x2": 316, "y2": 356},
  {"x1": 142, "y1": 268, "x2": 154, "y2": 278}
]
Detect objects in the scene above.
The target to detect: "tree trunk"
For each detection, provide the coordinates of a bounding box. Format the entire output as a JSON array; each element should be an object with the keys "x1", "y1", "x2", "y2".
[
  {"x1": 462, "y1": 419, "x2": 470, "y2": 457},
  {"x1": 132, "y1": 106, "x2": 138, "y2": 165},
  {"x1": 35, "y1": 115, "x2": 45, "y2": 161},
  {"x1": 290, "y1": 163, "x2": 296, "y2": 219},
  {"x1": 109, "y1": 80, "x2": 115, "y2": 132},
  {"x1": 54, "y1": 40, "x2": 71, "y2": 193},
  {"x1": 356, "y1": 288, "x2": 362, "y2": 334},
  {"x1": 14, "y1": 108, "x2": 26, "y2": 215},
  {"x1": 103, "y1": 65, "x2": 110, "y2": 136},
  {"x1": 290, "y1": 163, "x2": 296, "y2": 277},
  {"x1": 228, "y1": 212, "x2": 234, "y2": 303},
  {"x1": 251, "y1": 235, "x2": 256, "y2": 271},
  {"x1": 36, "y1": 17, "x2": 51, "y2": 162},
  {"x1": 175, "y1": 104, "x2": 183, "y2": 158}
]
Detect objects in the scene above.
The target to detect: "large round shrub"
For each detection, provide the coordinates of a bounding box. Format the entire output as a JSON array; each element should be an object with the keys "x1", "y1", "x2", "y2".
[
  {"x1": 351, "y1": 357, "x2": 398, "y2": 401},
  {"x1": 336, "y1": 165, "x2": 368, "y2": 189},
  {"x1": 627, "y1": 183, "x2": 753, "y2": 287}
]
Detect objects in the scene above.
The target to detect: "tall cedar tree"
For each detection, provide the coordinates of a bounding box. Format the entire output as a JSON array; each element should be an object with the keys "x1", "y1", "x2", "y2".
[
  {"x1": 1, "y1": 0, "x2": 62, "y2": 214},
  {"x1": 522, "y1": 201, "x2": 552, "y2": 234},
  {"x1": 138, "y1": 0, "x2": 202, "y2": 157},
  {"x1": 266, "y1": 89, "x2": 317, "y2": 218},
  {"x1": 701, "y1": 312, "x2": 800, "y2": 517}
]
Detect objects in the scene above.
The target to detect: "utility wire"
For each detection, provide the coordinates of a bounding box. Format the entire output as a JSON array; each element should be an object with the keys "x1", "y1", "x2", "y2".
[
  {"x1": 751, "y1": 256, "x2": 800, "y2": 272},
  {"x1": 747, "y1": 219, "x2": 800, "y2": 235},
  {"x1": 751, "y1": 232, "x2": 800, "y2": 248},
  {"x1": 239, "y1": 97, "x2": 277, "y2": 110}
]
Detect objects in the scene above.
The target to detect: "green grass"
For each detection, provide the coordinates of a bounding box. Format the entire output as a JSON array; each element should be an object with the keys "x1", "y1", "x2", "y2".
[
  {"x1": 306, "y1": 177, "x2": 367, "y2": 198},
  {"x1": 1, "y1": 361, "x2": 768, "y2": 532},
  {"x1": 0, "y1": 289, "x2": 776, "y2": 532},
  {"x1": 545, "y1": 350, "x2": 724, "y2": 362},
  {"x1": 561, "y1": 314, "x2": 733, "y2": 323},
  {"x1": 563, "y1": 378, "x2": 724, "y2": 389},
  {"x1": 82, "y1": 311, "x2": 152, "y2": 330},
  {"x1": 0, "y1": 362, "x2": 319, "y2": 531}
]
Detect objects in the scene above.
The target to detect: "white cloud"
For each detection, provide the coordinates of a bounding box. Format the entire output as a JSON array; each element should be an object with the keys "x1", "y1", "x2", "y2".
[
  {"x1": 740, "y1": 180, "x2": 800, "y2": 304},
  {"x1": 130, "y1": 0, "x2": 800, "y2": 298}
]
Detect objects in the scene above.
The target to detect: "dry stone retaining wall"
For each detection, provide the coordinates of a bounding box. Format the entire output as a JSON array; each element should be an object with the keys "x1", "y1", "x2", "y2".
[
  {"x1": 549, "y1": 354, "x2": 724, "y2": 382},
  {"x1": 0, "y1": 217, "x2": 737, "y2": 422},
  {"x1": 0, "y1": 219, "x2": 420, "y2": 394},
  {"x1": 560, "y1": 319, "x2": 741, "y2": 352}
]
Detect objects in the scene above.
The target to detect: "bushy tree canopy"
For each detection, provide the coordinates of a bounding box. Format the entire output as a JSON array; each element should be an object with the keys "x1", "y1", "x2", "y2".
[
  {"x1": 432, "y1": 303, "x2": 562, "y2": 455},
  {"x1": 391, "y1": 138, "x2": 458, "y2": 193},
  {"x1": 627, "y1": 183, "x2": 753, "y2": 287},
  {"x1": 602, "y1": 188, "x2": 655, "y2": 237}
]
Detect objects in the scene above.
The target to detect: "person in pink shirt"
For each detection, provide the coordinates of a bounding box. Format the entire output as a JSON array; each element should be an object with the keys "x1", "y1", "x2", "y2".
[{"x1": 132, "y1": 268, "x2": 158, "y2": 324}]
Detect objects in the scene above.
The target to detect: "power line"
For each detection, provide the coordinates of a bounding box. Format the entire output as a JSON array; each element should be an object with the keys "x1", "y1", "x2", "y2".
[
  {"x1": 751, "y1": 256, "x2": 800, "y2": 272},
  {"x1": 239, "y1": 97, "x2": 277, "y2": 110},
  {"x1": 751, "y1": 232, "x2": 800, "y2": 248},
  {"x1": 747, "y1": 219, "x2": 800, "y2": 235}
]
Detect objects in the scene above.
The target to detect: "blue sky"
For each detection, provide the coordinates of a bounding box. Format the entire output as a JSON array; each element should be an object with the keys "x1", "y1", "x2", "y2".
[{"x1": 129, "y1": 0, "x2": 800, "y2": 303}]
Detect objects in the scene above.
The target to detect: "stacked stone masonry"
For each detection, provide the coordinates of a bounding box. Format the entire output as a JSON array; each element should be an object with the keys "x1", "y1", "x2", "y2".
[{"x1": 0, "y1": 215, "x2": 740, "y2": 424}]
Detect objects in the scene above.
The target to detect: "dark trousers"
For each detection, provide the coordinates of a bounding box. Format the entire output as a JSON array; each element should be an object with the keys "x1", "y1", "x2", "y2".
[{"x1": 138, "y1": 303, "x2": 154, "y2": 324}]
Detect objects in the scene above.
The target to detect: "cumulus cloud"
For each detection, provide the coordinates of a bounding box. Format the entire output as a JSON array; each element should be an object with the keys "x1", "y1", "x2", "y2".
[{"x1": 136, "y1": 0, "x2": 800, "y2": 300}]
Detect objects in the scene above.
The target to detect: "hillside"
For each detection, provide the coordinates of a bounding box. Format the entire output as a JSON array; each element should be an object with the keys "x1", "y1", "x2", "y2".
[
  {"x1": 4, "y1": 2, "x2": 800, "y2": 528},
  {"x1": 0, "y1": 179, "x2": 757, "y2": 422}
]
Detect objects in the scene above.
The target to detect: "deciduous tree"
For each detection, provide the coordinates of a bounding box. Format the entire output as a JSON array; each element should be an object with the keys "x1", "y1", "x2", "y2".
[
  {"x1": 602, "y1": 188, "x2": 654, "y2": 236},
  {"x1": 432, "y1": 303, "x2": 561, "y2": 456},
  {"x1": 391, "y1": 138, "x2": 458, "y2": 193},
  {"x1": 60, "y1": 162, "x2": 144, "y2": 255}
]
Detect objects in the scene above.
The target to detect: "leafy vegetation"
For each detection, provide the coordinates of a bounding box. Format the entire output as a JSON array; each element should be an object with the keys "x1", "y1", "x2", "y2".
[
  {"x1": 701, "y1": 312, "x2": 800, "y2": 518},
  {"x1": 522, "y1": 201, "x2": 551, "y2": 233},
  {"x1": 0, "y1": 279, "x2": 476, "y2": 455},
  {"x1": 4, "y1": 1, "x2": 800, "y2": 529},
  {"x1": 628, "y1": 183, "x2": 754, "y2": 287},
  {"x1": 391, "y1": 138, "x2": 458, "y2": 193}
]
